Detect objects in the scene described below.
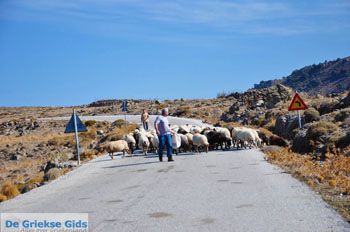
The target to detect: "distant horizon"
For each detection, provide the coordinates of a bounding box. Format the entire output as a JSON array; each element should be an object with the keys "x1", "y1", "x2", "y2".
[{"x1": 1, "y1": 1, "x2": 349, "y2": 106}]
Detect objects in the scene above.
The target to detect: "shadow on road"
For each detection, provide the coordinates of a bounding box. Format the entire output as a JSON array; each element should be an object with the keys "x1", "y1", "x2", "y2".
[
  {"x1": 144, "y1": 152, "x2": 198, "y2": 158},
  {"x1": 103, "y1": 161, "x2": 160, "y2": 169}
]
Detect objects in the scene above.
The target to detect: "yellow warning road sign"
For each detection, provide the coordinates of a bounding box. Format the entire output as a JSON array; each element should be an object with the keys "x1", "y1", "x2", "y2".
[{"x1": 288, "y1": 93, "x2": 308, "y2": 111}]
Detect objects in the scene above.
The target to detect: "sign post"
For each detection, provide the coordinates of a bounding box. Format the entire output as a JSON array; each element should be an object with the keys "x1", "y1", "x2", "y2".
[
  {"x1": 73, "y1": 110, "x2": 81, "y2": 165},
  {"x1": 121, "y1": 100, "x2": 128, "y2": 133},
  {"x1": 288, "y1": 92, "x2": 308, "y2": 128},
  {"x1": 65, "y1": 109, "x2": 87, "y2": 165}
]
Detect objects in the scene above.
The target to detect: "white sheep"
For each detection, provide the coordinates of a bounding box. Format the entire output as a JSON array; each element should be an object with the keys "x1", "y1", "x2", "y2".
[
  {"x1": 98, "y1": 140, "x2": 130, "y2": 159},
  {"x1": 232, "y1": 127, "x2": 261, "y2": 149},
  {"x1": 179, "y1": 125, "x2": 191, "y2": 133},
  {"x1": 186, "y1": 133, "x2": 194, "y2": 149},
  {"x1": 192, "y1": 133, "x2": 209, "y2": 153},
  {"x1": 214, "y1": 127, "x2": 232, "y2": 149},
  {"x1": 172, "y1": 132, "x2": 182, "y2": 155},
  {"x1": 138, "y1": 133, "x2": 150, "y2": 155},
  {"x1": 150, "y1": 135, "x2": 159, "y2": 154},
  {"x1": 123, "y1": 133, "x2": 136, "y2": 154},
  {"x1": 170, "y1": 125, "x2": 180, "y2": 133},
  {"x1": 191, "y1": 126, "x2": 203, "y2": 134},
  {"x1": 179, "y1": 134, "x2": 190, "y2": 152}
]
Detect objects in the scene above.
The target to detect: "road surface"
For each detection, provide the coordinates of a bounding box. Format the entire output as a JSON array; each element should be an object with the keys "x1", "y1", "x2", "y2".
[{"x1": 1, "y1": 116, "x2": 349, "y2": 231}]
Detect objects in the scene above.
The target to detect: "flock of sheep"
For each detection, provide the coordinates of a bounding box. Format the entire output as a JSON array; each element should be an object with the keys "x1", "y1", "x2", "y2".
[{"x1": 97, "y1": 124, "x2": 263, "y2": 159}]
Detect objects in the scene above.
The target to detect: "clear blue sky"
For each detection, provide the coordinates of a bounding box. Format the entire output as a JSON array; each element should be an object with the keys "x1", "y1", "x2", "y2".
[{"x1": 0, "y1": 0, "x2": 349, "y2": 106}]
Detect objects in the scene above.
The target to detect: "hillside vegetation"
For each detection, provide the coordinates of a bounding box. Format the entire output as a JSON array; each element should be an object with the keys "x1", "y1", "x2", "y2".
[{"x1": 254, "y1": 56, "x2": 350, "y2": 95}]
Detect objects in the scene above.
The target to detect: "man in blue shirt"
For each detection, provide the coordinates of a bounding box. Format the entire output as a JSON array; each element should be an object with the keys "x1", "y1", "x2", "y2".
[{"x1": 154, "y1": 108, "x2": 174, "y2": 162}]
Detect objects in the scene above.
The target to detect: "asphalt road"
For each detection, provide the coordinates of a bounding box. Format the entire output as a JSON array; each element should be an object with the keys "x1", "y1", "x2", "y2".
[
  {"x1": 1, "y1": 116, "x2": 349, "y2": 231},
  {"x1": 1, "y1": 151, "x2": 349, "y2": 231}
]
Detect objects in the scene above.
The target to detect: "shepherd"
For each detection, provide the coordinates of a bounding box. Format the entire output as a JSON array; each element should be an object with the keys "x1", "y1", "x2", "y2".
[
  {"x1": 141, "y1": 109, "x2": 149, "y2": 131},
  {"x1": 154, "y1": 108, "x2": 174, "y2": 162}
]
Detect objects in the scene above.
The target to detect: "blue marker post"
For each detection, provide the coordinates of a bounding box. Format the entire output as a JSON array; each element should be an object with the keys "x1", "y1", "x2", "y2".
[{"x1": 121, "y1": 101, "x2": 128, "y2": 133}]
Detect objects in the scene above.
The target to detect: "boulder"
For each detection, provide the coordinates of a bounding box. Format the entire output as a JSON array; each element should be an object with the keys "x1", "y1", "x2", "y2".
[
  {"x1": 339, "y1": 92, "x2": 350, "y2": 108},
  {"x1": 292, "y1": 129, "x2": 310, "y2": 154},
  {"x1": 274, "y1": 114, "x2": 303, "y2": 140},
  {"x1": 10, "y1": 154, "x2": 23, "y2": 161},
  {"x1": 43, "y1": 160, "x2": 59, "y2": 173},
  {"x1": 60, "y1": 161, "x2": 78, "y2": 168}
]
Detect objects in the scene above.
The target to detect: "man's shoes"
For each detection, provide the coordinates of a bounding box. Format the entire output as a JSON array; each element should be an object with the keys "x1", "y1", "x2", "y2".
[
  {"x1": 159, "y1": 156, "x2": 163, "y2": 162},
  {"x1": 168, "y1": 157, "x2": 174, "y2": 162}
]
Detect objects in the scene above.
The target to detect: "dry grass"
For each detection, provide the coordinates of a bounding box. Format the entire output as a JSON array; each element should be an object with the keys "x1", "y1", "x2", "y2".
[
  {"x1": 262, "y1": 118, "x2": 276, "y2": 131},
  {"x1": 80, "y1": 150, "x2": 97, "y2": 160},
  {"x1": 28, "y1": 172, "x2": 45, "y2": 185},
  {"x1": 44, "y1": 168, "x2": 62, "y2": 182},
  {"x1": 0, "y1": 133, "x2": 73, "y2": 147},
  {"x1": 0, "y1": 194, "x2": 7, "y2": 202},
  {"x1": 263, "y1": 148, "x2": 350, "y2": 221},
  {"x1": 1, "y1": 181, "x2": 20, "y2": 199},
  {"x1": 259, "y1": 128, "x2": 274, "y2": 137}
]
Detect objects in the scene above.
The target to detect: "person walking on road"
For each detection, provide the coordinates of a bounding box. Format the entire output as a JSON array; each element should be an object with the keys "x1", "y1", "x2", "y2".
[
  {"x1": 141, "y1": 109, "x2": 149, "y2": 131},
  {"x1": 155, "y1": 108, "x2": 174, "y2": 162}
]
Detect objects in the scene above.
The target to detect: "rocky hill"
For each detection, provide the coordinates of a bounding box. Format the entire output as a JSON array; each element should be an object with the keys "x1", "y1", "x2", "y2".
[{"x1": 254, "y1": 56, "x2": 350, "y2": 95}]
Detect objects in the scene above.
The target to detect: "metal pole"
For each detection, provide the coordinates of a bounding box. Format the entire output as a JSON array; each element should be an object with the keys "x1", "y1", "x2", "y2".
[
  {"x1": 125, "y1": 112, "x2": 127, "y2": 134},
  {"x1": 73, "y1": 109, "x2": 81, "y2": 165},
  {"x1": 298, "y1": 110, "x2": 302, "y2": 128}
]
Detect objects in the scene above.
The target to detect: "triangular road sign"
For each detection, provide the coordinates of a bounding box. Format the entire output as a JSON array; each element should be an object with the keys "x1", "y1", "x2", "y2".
[
  {"x1": 288, "y1": 93, "x2": 308, "y2": 111},
  {"x1": 65, "y1": 113, "x2": 88, "y2": 133}
]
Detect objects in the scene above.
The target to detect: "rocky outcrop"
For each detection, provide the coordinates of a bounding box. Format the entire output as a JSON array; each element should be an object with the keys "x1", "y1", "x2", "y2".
[
  {"x1": 274, "y1": 114, "x2": 304, "y2": 140},
  {"x1": 221, "y1": 84, "x2": 293, "y2": 123},
  {"x1": 291, "y1": 129, "x2": 309, "y2": 154},
  {"x1": 0, "y1": 119, "x2": 40, "y2": 136}
]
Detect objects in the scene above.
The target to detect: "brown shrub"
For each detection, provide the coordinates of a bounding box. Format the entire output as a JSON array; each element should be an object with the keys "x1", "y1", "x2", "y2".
[
  {"x1": 44, "y1": 168, "x2": 62, "y2": 182},
  {"x1": 47, "y1": 135, "x2": 75, "y2": 147},
  {"x1": 174, "y1": 106, "x2": 192, "y2": 117},
  {"x1": 318, "y1": 100, "x2": 339, "y2": 115},
  {"x1": 1, "y1": 182, "x2": 20, "y2": 199},
  {"x1": 306, "y1": 121, "x2": 339, "y2": 142},
  {"x1": 0, "y1": 194, "x2": 7, "y2": 202},
  {"x1": 80, "y1": 129, "x2": 97, "y2": 140},
  {"x1": 304, "y1": 108, "x2": 320, "y2": 123},
  {"x1": 28, "y1": 172, "x2": 45, "y2": 185},
  {"x1": 334, "y1": 108, "x2": 350, "y2": 122},
  {"x1": 263, "y1": 118, "x2": 276, "y2": 131},
  {"x1": 113, "y1": 119, "x2": 126, "y2": 128},
  {"x1": 80, "y1": 150, "x2": 96, "y2": 160},
  {"x1": 84, "y1": 120, "x2": 97, "y2": 127},
  {"x1": 336, "y1": 132, "x2": 350, "y2": 149},
  {"x1": 21, "y1": 183, "x2": 38, "y2": 193}
]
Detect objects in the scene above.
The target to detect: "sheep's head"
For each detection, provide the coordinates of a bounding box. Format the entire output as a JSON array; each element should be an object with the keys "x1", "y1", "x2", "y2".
[
  {"x1": 95, "y1": 143, "x2": 107, "y2": 153},
  {"x1": 124, "y1": 143, "x2": 132, "y2": 154}
]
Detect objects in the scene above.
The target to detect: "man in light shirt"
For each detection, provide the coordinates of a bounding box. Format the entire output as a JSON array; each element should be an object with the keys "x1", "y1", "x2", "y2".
[
  {"x1": 154, "y1": 108, "x2": 174, "y2": 162},
  {"x1": 141, "y1": 109, "x2": 149, "y2": 130}
]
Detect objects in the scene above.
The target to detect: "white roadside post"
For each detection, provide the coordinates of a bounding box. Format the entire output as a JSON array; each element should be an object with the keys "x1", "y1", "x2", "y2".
[
  {"x1": 297, "y1": 110, "x2": 302, "y2": 128},
  {"x1": 73, "y1": 109, "x2": 81, "y2": 165}
]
